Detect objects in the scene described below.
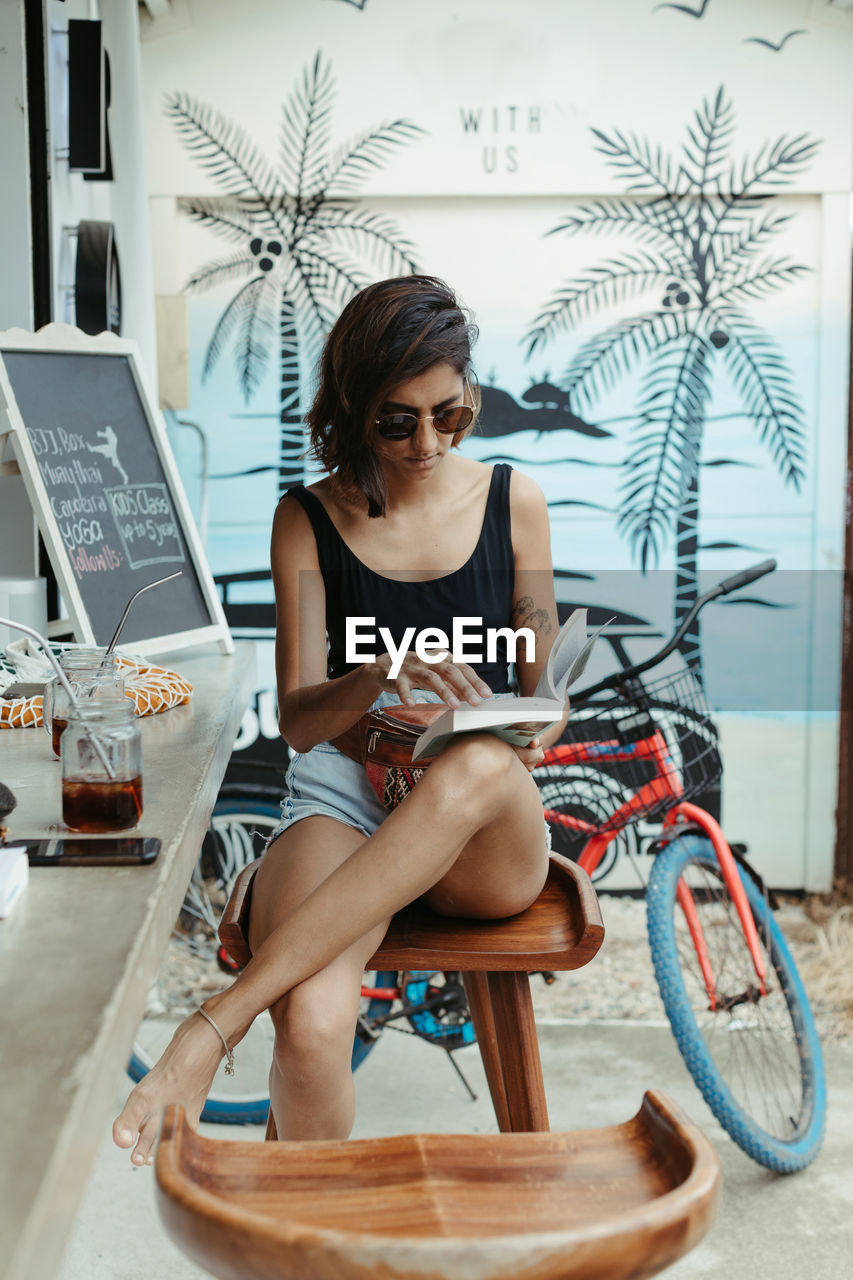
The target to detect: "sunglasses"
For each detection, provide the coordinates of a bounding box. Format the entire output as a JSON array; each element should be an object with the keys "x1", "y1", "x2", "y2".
[{"x1": 375, "y1": 403, "x2": 474, "y2": 441}]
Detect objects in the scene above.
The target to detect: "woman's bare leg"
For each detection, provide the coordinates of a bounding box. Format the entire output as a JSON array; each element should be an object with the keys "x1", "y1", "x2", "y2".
[
  {"x1": 113, "y1": 735, "x2": 548, "y2": 1162},
  {"x1": 251, "y1": 817, "x2": 390, "y2": 1141},
  {"x1": 266, "y1": 951, "x2": 374, "y2": 1141}
]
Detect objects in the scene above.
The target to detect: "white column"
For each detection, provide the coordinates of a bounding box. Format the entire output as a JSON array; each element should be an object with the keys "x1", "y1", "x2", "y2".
[
  {"x1": 99, "y1": 0, "x2": 158, "y2": 388},
  {"x1": 0, "y1": 0, "x2": 39, "y2": 578}
]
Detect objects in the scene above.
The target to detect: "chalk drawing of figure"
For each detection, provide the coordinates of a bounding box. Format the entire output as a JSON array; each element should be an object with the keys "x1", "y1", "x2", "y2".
[{"x1": 88, "y1": 425, "x2": 128, "y2": 485}]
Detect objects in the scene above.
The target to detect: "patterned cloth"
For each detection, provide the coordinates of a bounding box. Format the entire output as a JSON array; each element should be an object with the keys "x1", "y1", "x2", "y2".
[
  {"x1": 364, "y1": 760, "x2": 430, "y2": 811},
  {"x1": 0, "y1": 640, "x2": 193, "y2": 729}
]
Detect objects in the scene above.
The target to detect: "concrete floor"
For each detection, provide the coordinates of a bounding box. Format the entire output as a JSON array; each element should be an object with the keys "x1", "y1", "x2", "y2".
[{"x1": 57, "y1": 1019, "x2": 853, "y2": 1280}]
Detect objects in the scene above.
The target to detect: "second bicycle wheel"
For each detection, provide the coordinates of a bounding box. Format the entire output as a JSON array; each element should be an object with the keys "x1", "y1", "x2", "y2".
[{"x1": 646, "y1": 834, "x2": 826, "y2": 1172}]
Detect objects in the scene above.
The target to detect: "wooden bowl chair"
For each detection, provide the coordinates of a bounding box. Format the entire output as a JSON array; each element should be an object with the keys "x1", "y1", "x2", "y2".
[{"x1": 156, "y1": 1090, "x2": 721, "y2": 1280}]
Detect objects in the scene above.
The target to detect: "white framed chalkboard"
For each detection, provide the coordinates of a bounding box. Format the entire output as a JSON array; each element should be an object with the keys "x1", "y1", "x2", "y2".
[{"x1": 0, "y1": 324, "x2": 233, "y2": 655}]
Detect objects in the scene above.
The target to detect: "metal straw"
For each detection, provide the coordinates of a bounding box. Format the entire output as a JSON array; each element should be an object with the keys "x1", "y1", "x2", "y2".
[
  {"x1": 103, "y1": 570, "x2": 183, "y2": 658},
  {"x1": 0, "y1": 617, "x2": 116, "y2": 778}
]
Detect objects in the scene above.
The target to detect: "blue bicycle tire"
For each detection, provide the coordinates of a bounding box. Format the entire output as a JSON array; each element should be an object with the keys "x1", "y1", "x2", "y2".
[
  {"x1": 128, "y1": 791, "x2": 394, "y2": 1123},
  {"x1": 647, "y1": 834, "x2": 826, "y2": 1172}
]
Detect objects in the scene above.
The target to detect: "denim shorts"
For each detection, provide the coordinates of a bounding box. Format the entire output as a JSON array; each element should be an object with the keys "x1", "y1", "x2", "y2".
[{"x1": 265, "y1": 690, "x2": 551, "y2": 848}]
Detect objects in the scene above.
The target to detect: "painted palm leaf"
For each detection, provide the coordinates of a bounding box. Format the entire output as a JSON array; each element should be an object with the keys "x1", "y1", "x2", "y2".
[
  {"x1": 234, "y1": 277, "x2": 276, "y2": 400},
  {"x1": 678, "y1": 86, "x2": 735, "y2": 190},
  {"x1": 202, "y1": 274, "x2": 272, "y2": 381},
  {"x1": 185, "y1": 251, "x2": 256, "y2": 294},
  {"x1": 711, "y1": 257, "x2": 810, "y2": 305},
  {"x1": 527, "y1": 251, "x2": 680, "y2": 354},
  {"x1": 321, "y1": 121, "x2": 425, "y2": 198},
  {"x1": 563, "y1": 309, "x2": 690, "y2": 411},
  {"x1": 709, "y1": 212, "x2": 793, "y2": 280},
  {"x1": 278, "y1": 52, "x2": 336, "y2": 198},
  {"x1": 525, "y1": 83, "x2": 817, "y2": 669},
  {"x1": 165, "y1": 93, "x2": 279, "y2": 202},
  {"x1": 546, "y1": 199, "x2": 695, "y2": 277},
  {"x1": 180, "y1": 198, "x2": 260, "y2": 245},
  {"x1": 707, "y1": 306, "x2": 806, "y2": 489},
  {"x1": 619, "y1": 337, "x2": 711, "y2": 569},
  {"x1": 170, "y1": 52, "x2": 423, "y2": 489},
  {"x1": 591, "y1": 126, "x2": 684, "y2": 192},
  {"x1": 307, "y1": 207, "x2": 419, "y2": 276}
]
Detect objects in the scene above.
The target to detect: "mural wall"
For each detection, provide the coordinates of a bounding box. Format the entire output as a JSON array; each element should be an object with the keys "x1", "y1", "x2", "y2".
[{"x1": 140, "y1": 0, "x2": 853, "y2": 888}]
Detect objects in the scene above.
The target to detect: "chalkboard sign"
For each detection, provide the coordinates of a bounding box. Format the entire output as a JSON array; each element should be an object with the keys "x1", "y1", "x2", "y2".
[{"x1": 0, "y1": 325, "x2": 232, "y2": 654}]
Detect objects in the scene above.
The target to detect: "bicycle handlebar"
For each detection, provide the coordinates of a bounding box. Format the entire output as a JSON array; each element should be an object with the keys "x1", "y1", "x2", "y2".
[
  {"x1": 714, "y1": 558, "x2": 777, "y2": 597},
  {"x1": 573, "y1": 558, "x2": 777, "y2": 701}
]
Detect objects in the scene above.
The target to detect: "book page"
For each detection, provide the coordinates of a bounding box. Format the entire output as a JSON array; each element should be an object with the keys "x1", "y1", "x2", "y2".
[{"x1": 534, "y1": 610, "x2": 586, "y2": 700}]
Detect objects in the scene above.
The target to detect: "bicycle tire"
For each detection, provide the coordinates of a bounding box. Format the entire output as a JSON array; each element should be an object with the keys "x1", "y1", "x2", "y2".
[
  {"x1": 127, "y1": 789, "x2": 394, "y2": 1123},
  {"x1": 647, "y1": 834, "x2": 826, "y2": 1172}
]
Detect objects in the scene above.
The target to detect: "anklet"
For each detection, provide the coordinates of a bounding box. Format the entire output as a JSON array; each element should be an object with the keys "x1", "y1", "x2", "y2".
[{"x1": 198, "y1": 1006, "x2": 235, "y2": 1076}]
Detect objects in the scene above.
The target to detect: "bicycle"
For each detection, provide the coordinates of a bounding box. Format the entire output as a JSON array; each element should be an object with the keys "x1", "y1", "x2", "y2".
[
  {"x1": 127, "y1": 775, "x2": 477, "y2": 1124},
  {"x1": 536, "y1": 558, "x2": 826, "y2": 1173}
]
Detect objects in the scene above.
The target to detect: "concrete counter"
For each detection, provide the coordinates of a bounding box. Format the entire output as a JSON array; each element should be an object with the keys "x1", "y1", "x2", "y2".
[{"x1": 0, "y1": 644, "x2": 256, "y2": 1280}]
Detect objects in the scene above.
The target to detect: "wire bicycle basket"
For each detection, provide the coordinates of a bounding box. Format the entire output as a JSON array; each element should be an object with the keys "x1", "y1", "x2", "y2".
[{"x1": 548, "y1": 668, "x2": 723, "y2": 835}]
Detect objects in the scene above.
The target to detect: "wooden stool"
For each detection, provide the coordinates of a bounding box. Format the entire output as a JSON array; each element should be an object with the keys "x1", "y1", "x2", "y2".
[
  {"x1": 155, "y1": 1091, "x2": 721, "y2": 1280},
  {"x1": 219, "y1": 852, "x2": 604, "y2": 1135}
]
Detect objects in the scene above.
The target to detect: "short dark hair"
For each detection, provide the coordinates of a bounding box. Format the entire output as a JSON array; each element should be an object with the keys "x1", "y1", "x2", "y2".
[{"x1": 305, "y1": 275, "x2": 480, "y2": 516}]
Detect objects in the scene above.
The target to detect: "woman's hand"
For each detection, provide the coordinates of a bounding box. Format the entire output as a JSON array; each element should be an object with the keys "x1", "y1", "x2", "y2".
[
  {"x1": 513, "y1": 736, "x2": 545, "y2": 773},
  {"x1": 372, "y1": 652, "x2": 492, "y2": 708}
]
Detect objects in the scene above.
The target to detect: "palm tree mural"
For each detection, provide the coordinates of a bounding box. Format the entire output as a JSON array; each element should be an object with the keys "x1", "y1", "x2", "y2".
[
  {"x1": 166, "y1": 53, "x2": 423, "y2": 492},
  {"x1": 526, "y1": 86, "x2": 818, "y2": 671}
]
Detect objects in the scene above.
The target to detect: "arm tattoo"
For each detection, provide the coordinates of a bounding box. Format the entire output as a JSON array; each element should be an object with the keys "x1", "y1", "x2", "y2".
[{"x1": 512, "y1": 596, "x2": 553, "y2": 636}]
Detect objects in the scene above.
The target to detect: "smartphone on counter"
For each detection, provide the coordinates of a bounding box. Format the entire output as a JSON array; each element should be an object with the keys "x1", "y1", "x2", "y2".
[{"x1": 18, "y1": 837, "x2": 161, "y2": 866}]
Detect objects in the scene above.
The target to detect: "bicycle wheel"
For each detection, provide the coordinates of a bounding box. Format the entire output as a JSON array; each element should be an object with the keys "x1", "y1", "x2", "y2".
[{"x1": 647, "y1": 834, "x2": 826, "y2": 1172}]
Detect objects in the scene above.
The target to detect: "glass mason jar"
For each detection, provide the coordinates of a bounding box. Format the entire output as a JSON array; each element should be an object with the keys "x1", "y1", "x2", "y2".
[
  {"x1": 60, "y1": 700, "x2": 143, "y2": 832},
  {"x1": 44, "y1": 650, "x2": 124, "y2": 758}
]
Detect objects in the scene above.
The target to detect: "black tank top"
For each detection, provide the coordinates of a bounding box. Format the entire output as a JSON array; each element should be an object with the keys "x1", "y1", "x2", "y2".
[{"x1": 283, "y1": 464, "x2": 515, "y2": 693}]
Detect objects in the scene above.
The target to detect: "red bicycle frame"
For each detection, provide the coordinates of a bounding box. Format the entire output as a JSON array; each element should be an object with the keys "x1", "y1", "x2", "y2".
[{"x1": 540, "y1": 727, "x2": 768, "y2": 1006}]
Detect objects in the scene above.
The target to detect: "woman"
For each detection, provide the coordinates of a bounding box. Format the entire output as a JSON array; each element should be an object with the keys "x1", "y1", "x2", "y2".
[{"x1": 114, "y1": 275, "x2": 568, "y2": 1164}]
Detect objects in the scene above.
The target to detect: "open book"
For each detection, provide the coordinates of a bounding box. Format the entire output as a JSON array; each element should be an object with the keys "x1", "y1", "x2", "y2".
[{"x1": 411, "y1": 609, "x2": 609, "y2": 761}]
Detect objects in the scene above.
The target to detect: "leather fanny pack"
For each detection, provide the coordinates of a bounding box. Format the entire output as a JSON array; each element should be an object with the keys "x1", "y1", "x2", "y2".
[{"x1": 330, "y1": 703, "x2": 445, "y2": 811}]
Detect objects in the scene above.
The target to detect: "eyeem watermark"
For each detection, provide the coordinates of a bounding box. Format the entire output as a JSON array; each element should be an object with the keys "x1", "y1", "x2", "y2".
[{"x1": 346, "y1": 616, "x2": 536, "y2": 678}]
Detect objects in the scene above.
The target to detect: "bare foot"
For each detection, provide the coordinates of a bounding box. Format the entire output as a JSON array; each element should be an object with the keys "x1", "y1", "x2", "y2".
[{"x1": 113, "y1": 1011, "x2": 225, "y2": 1166}]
